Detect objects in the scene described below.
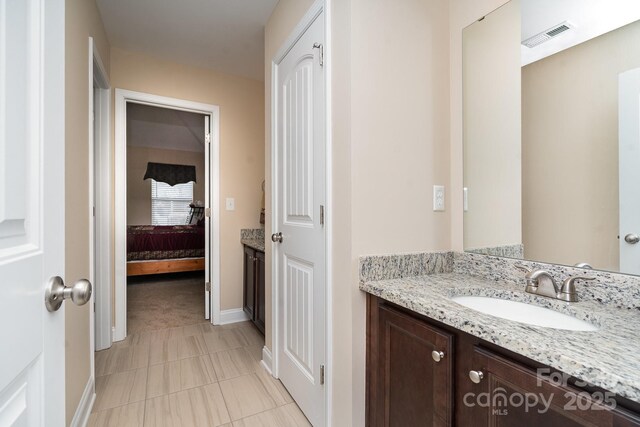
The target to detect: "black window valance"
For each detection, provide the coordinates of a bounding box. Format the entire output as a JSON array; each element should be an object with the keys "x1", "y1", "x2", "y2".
[{"x1": 143, "y1": 162, "x2": 196, "y2": 186}]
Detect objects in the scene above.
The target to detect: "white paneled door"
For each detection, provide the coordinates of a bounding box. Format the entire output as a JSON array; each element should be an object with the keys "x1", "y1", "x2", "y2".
[
  {"x1": 0, "y1": 0, "x2": 66, "y2": 425},
  {"x1": 274, "y1": 9, "x2": 326, "y2": 427},
  {"x1": 619, "y1": 68, "x2": 640, "y2": 275}
]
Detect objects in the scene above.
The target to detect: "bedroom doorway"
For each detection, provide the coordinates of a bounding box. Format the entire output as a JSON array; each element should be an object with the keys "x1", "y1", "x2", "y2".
[{"x1": 114, "y1": 89, "x2": 220, "y2": 342}]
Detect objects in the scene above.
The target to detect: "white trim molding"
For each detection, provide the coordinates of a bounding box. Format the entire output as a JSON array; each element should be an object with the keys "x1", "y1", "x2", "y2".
[
  {"x1": 219, "y1": 308, "x2": 250, "y2": 325},
  {"x1": 70, "y1": 376, "x2": 95, "y2": 427},
  {"x1": 89, "y1": 37, "x2": 112, "y2": 353},
  {"x1": 261, "y1": 346, "x2": 273, "y2": 375},
  {"x1": 114, "y1": 89, "x2": 221, "y2": 341}
]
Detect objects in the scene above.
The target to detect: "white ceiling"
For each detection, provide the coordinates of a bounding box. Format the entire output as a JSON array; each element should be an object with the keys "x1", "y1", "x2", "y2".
[
  {"x1": 521, "y1": 0, "x2": 640, "y2": 65},
  {"x1": 127, "y1": 103, "x2": 206, "y2": 153},
  {"x1": 95, "y1": 0, "x2": 279, "y2": 81}
]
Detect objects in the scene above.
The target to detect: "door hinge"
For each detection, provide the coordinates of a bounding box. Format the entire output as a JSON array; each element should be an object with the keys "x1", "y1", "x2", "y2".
[
  {"x1": 205, "y1": 281, "x2": 211, "y2": 292},
  {"x1": 205, "y1": 133, "x2": 211, "y2": 144},
  {"x1": 313, "y1": 43, "x2": 324, "y2": 66},
  {"x1": 205, "y1": 208, "x2": 211, "y2": 218},
  {"x1": 92, "y1": 206, "x2": 95, "y2": 217},
  {"x1": 320, "y1": 364, "x2": 325, "y2": 385},
  {"x1": 320, "y1": 205, "x2": 324, "y2": 226}
]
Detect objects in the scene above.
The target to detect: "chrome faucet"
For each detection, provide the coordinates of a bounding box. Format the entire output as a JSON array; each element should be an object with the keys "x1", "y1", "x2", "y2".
[{"x1": 515, "y1": 265, "x2": 595, "y2": 302}]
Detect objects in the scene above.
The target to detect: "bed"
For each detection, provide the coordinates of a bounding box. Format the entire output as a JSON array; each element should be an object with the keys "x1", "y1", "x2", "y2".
[{"x1": 127, "y1": 224, "x2": 205, "y2": 276}]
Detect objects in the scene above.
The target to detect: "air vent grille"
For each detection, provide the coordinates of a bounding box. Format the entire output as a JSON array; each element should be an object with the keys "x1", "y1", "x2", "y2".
[{"x1": 522, "y1": 21, "x2": 573, "y2": 48}]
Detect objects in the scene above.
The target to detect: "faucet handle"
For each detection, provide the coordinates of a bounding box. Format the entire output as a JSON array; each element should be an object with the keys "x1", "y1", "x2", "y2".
[
  {"x1": 559, "y1": 275, "x2": 595, "y2": 302},
  {"x1": 574, "y1": 262, "x2": 593, "y2": 269},
  {"x1": 514, "y1": 264, "x2": 532, "y2": 274}
]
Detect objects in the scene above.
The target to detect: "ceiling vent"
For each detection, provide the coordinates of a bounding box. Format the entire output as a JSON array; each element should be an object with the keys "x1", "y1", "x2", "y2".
[{"x1": 522, "y1": 21, "x2": 574, "y2": 48}]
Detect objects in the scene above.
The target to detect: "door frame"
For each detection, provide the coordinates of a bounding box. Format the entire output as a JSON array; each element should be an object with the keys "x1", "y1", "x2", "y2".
[
  {"x1": 89, "y1": 38, "x2": 112, "y2": 354},
  {"x1": 270, "y1": 0, "x2": 333, "y2": 423},
  {"x1": 114, "y1": 89, "x2": 221, "y2": 341}
]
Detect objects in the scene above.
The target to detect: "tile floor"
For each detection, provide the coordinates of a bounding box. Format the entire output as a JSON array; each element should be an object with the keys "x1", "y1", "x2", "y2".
[{"x1": 90, "y1": 277, "x2": 310, "y2": 426}]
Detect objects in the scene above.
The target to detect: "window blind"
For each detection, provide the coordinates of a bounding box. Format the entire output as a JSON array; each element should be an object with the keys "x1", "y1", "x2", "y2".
[{"x1": 151, "y1": 180, "x2": 193, "y2": 225}]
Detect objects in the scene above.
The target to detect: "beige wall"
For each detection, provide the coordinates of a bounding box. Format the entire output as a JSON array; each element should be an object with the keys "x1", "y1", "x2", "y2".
[
  {"x1": 65, "y1": 0, "x2": 111, "y2": 423},
  {"x1": 350, "y1": 0, "x2": 451, "y2": 424},
  {"x1": 463, "y1": 0, "x2": 521, "y2": 250},
  {"x1": 522, "y1": 20, "x2": 640, "y2": 270},
  {"x1": 449, "y1": 0, "x2": 512, "y2": 251},
  {"x1": 126, "y1": 147, "x2": 205, "y2": 225},
  {"x1": 111, "y1": 47, "x2": 264, "y2": 311}
]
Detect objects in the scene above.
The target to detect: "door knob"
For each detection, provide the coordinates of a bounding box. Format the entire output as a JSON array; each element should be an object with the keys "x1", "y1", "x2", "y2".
[
  {"x1": 271, "y1": 232, "x2": 283, "y2": 243},
  {"x1": 469, "y1": 370, "x2": 484, "y2": 384},
  {"x1": 45, "y1": 276, "x2": 92, "y2": 312},
  {"x1": 625, "y1": 234, "x2": 640, "y2": 244},
  {"x1": 431, "y1": 350, "x2": 445, "y2": 362}
]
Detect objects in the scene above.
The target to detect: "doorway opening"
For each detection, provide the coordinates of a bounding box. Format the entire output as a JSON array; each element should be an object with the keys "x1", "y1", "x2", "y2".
[
  {"x1": 114, "y1": 90, "x2": 220, "y2": 342},
  {"x1": 125, "y1": 103, "x2": 209, "y2": 333}
]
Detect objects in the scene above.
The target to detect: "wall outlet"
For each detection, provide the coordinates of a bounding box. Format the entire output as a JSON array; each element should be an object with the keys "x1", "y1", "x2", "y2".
[
  {"x1": 433, "y1": 185, "x2": 445, "y2": 211},
  {"x1": 225, "y1": 197, "x2": 235, "y2": 211}
]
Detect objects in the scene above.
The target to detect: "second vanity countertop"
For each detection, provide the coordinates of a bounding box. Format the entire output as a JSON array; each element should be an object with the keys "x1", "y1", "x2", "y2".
[
  {"x1": 360, "y1": 272, "x2": 640, "y2": 404},
  {"x1": 241, "y1": 238, "x2": 265, "y2": 252}
]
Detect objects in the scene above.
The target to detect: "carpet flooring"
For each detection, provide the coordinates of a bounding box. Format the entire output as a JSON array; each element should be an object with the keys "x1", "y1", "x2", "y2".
[{"x1": 127, "y1": 272, "x2": 207, "y2": 334}]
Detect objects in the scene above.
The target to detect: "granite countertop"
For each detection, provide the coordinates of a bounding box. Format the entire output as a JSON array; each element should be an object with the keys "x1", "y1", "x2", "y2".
[
  {"x1": 241, "y1": 238, "x2": 265, "y2": 252},
  {"x1": 240, "y1": 228, "x2": 265, "y2": 252},
  {"x1": 360, "y1": 272, "x2": 640, "y2": 403}
]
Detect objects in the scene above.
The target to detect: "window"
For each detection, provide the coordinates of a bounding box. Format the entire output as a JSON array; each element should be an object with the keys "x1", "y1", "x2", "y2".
[{"x1": 151, "y1": 180, "x2": 193, "y2": 225}]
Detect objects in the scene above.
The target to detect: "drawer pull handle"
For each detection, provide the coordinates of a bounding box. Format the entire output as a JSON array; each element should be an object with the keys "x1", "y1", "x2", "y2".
[
  {"x1": 431, "y1": 350, "x2": 445, "y2": 362},
  {"x1": 469, "y1": 370, "x2": 484, "y2": 384}
]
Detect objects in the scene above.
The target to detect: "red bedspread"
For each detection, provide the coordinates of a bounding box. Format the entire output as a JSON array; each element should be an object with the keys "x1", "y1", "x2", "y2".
[{"x1": 127, "y1": 225, "x2": 204, "y2": 261}]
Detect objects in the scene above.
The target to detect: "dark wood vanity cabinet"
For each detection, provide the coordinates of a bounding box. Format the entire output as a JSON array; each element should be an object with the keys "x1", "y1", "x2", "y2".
[
  {"x1": 243, "y1": 245, "x2": 265, "y2": 334},
  {"x1": 366, "y1": 295, "x2": 640, "y2": 427}
]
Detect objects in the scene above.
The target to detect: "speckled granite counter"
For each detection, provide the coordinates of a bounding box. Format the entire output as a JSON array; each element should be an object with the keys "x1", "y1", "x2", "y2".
[
  {"x1": 359, "y1": 251, "x2": 640, "y2": 404},
  {"x1": 241, "y1": 239, "x2": 265, "y2": 252},
  {"x1": 241, "y1": 228, "x2": 265, "y2": 252}
]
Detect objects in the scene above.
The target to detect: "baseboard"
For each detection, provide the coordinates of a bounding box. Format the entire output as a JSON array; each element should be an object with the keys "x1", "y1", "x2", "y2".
[
  {"x1": 261, "y1": 346, "x2": 273, "y2": 375},
  {"x1": 70, "y1": 376, "x2": 95, "y2": 427},
  {"x1": 219, "y1": 308, "x2": 250, "y2": 325}
]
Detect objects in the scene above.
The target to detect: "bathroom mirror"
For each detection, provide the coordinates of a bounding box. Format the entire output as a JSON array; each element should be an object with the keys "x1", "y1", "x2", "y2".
[{"x1": 463, "y1": 0, "x2": 640, "y2": 275}]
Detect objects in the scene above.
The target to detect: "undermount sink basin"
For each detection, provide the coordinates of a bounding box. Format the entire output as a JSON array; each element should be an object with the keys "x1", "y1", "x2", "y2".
[{"x1": 451, "y1": 296, "x2": 599, "y2": 331}]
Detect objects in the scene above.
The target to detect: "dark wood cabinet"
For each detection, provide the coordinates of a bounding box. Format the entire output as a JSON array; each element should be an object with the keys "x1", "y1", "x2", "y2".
[
  {"x1": 243, "y1": 245, "x2": 265, "y2": 334},
  {"x1": 366, "y1": 295, "x2": 640, "y2": 427}
]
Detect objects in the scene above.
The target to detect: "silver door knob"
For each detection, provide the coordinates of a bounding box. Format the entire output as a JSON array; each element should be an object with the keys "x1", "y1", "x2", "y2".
[
  {"x1": 469, "y1": 370, "x2": 484, "y2": 384},
  {"x1": 431, "y1": 350, "x2": 445, "y2": 362},
  {"x1": 625, "y1": 234, "x2": 640, "y2": 244},
  {"x1": 45, "y1": 276, "x2": 92, "y2": 312},
  {"x1": 271, "y1": 232, "x2": 283, "y2": 243}
]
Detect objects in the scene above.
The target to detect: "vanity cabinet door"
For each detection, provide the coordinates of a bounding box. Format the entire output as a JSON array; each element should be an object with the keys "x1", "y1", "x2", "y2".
[
  {"x1": 373, "y1": 303, "x2": 453, "y2": 427},
  {"x1": 242, "y1": 246, "x2": 256, "y2": 320},
  {"x1": 254, "y1": 250, "x2": 266, "y2": 334},
  {"x1": 467, "y1": 347, "x2": 635, "y2": 427}
]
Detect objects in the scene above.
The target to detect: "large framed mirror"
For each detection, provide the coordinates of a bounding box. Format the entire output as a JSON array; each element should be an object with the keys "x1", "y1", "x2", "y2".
[{"x1": 463, "y1": 0, "x2": 640, "y2": 275}]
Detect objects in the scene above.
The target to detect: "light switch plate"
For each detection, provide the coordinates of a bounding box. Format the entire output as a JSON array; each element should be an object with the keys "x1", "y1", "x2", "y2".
[
  {"x1": 433, "y1": 185, "x2": 445, "y2": 211},
  {"x1": 225, "y1": 197, "x2": 235, "y2": 211}
]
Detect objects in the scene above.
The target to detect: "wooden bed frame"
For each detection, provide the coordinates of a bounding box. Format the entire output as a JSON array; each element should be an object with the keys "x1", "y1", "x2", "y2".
[{"x1": 127, "y1": 257, "x2": 205, "y2": 276}]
